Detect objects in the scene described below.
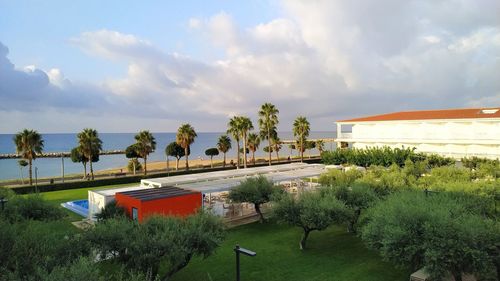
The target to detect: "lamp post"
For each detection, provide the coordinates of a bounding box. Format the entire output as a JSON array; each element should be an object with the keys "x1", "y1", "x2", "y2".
[{"x1": 234, "y1": 244, "x2": 256, "y2": 281}]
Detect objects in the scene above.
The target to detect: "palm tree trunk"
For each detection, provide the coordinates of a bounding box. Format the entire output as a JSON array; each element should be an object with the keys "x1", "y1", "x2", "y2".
[
  {"x1": 90, "y1": 158, "x2": 94, "y2": 180},
  {"x1": 223, "y1": 152, "x2": 226, "y2": 167},
  {"x1": 185, "y1": 147, "x2": 189, "y2": 170},
  {"x1": 143, "y1": 156, "x2": 147, "y2": 175},
  {"x1": 29, "y1": 158, "x2": 33, "y2": 186},
  {"x1": 300, "y1": 137, "x2": 304, "y2": 162},
  {"x1": 252, "y1": 150, "x2": 256, "y2": 166},
  {"x1": 19, "y1": 167, "x2": 24, "y2": 185},
  {"x1": 268, "y1": 130, "x2": 272, "y2": 166},
  {"x1": 82, "y1": 162, "x2": 87, "y2": 179},
  {"x1": 243, "y1": 133, "x2": 248, "y2": 169},
  {"x1": 275, "y1": 147, "x2": 279, "y2": 163},
  {"x1": 236, "y1": 141, "x2": 240, "y2": 169}
]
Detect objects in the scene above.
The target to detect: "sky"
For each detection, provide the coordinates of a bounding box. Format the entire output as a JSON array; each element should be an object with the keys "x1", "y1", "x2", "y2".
[{"x1": 0, "y1": 0, "x2": 499, "y2": 133}]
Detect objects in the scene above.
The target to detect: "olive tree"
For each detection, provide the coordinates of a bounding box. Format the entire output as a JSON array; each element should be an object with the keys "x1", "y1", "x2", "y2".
[
  {"x1": 361, "y1": 191, "x2": 499, "y2": 280},
  {"x1": 228, "y1": 176, "x2": 281, "y2": 223},
  {"x1": 273, "y1": 191, "x2": 349, "y2": 250}
]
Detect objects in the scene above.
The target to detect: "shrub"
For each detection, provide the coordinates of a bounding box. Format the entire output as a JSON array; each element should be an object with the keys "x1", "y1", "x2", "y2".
[
  {"x1": 462, "y1": 156, "x2": 500, "y2": 170},
  {"x1": 2, "y1": 194, "x2": 64, "y2": 222},
  {"x1": 322, "y1": 146, "x2": 454, "y2": 168},
  {"x1": 0, "y1": 187, "x2": 15, "y2": 199},
  {"x1": 318, "y1": 168, "x2": 363, "y2": 188},
  {"x1": 361, "y1": 191, "x2": 499, "y2": 280}
]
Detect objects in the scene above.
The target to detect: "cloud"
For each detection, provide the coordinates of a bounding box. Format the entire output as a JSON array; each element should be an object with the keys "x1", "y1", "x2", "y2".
[{"x1": 1, "y1": 0, "x2": 500, "y2": 133}]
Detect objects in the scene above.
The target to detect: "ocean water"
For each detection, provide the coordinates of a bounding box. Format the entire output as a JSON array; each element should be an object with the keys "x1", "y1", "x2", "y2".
[{"x1": 0, "y1": 131, "x2": 335, "y2": 181}]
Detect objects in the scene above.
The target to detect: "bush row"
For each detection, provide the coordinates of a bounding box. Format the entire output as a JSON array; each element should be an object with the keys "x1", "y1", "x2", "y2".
[{"x1": 321, "y1": 146, "x2": 455, "y2": 168}]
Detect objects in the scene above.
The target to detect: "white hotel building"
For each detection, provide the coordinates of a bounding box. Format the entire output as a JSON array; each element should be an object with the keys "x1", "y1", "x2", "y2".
[{"x1": 335, "y1": 108, "x2": 500, "y2": 159}]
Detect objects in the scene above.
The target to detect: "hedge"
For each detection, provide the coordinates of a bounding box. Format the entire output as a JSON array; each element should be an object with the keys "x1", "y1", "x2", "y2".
[{"x1": 11, "y1": 157, "x2": 321, "y2": 194}]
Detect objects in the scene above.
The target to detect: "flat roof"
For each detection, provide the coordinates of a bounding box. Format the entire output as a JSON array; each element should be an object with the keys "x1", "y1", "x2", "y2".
[
  {"x1": 338, "y1": 107, "x2": 500, "y2": 123},
  {"x1": 117, "y1": 187, "x2": 198, "y2": 201},
  {"x1": 92, "y1": 185, "x2": 147, "y2": 196}
]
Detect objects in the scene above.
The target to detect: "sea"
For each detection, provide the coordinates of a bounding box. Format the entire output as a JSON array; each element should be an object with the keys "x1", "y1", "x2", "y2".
[{"x1": 0, "y1": 131, "x2": 335, "y2": 181}]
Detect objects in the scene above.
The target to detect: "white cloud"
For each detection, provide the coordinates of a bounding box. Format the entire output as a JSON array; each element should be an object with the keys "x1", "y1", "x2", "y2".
[{"x1": 1, "y1": 0, "x2": 500, "y2": 133}]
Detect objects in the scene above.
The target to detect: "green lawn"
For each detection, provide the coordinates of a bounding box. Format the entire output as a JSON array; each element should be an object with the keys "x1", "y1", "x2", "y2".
[
  {"x1": 37, "y1": 185, "x2": 409, "y2": 281},
  {"x1": 38, "y1": 183, "x2": 136, "y2": 222},
  {"x1": 171, "y1": 222, "x2": 410, "y2": 281}
]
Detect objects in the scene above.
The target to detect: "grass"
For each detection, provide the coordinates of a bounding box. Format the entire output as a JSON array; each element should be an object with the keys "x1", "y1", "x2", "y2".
[
  {"x1": 36, "y1": 184, "x2": 409, "y2": 281},
  {"x1": 37, "y1": 182, "x2": 136, "y2": 222},
  {"x1": 171, "y1": 222, "x2": 410, "y2": 281}
]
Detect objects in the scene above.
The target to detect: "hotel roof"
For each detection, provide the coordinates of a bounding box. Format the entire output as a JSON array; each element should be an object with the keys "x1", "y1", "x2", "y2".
[{"x1": 338, "y1": 107, "x2": 500, "y2": 123}]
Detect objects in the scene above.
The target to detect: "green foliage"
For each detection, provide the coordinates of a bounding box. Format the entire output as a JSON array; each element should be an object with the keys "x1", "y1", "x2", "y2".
[
  {"x1": 356, "y1": 165, "x2": 416, "y2": 196},
  {"x1": 39, "y1": 256, "x2": 104, "y2": 281},
  {"x1": 176, "y1": 123, "x2": 197, "y2": 170},
  {"x1": 127, "y1": 158, "x2": 142, "y2": 173},
  {"x1": 322, "y1": 184, "x2": 378, "y2": 233},
  {"x1": 126, "y1": 144, "x2": 140, "y2": 159},
  {"x1": 462, "y1": 156, "x2": 499, "y2": 170},
  {"x1": 321, "y1": 146, "x2": 457, "y2": 168},
  {"x1": 87, "y1": 211, "x2": 225, "y2": 280},
  {"x1": 94, "y1": 200, "x2": 127, "y2": 221},
  {"x1": 17, "y1": 159, "x2": 28, "y2": 167},
  {"x1": 0, "y1": 219, "x2": 90, "y2": 280},
  {"x1": 229, "y1": 176, "x2": 281, "y2": 222},
  {"x1": 166, "y1": 142, "x2": 189, "y2": 159},
  {"x1": 0, "y1": 187, "x2": 15, "y2": 199},
  {"x1": 205, "y1": 147, "x2": 219, "y2": 157},
  {"x1": 318, "y1": 168, "x2": 363, "y2": 187},
  {"x1": 273, "y1": 190, "x2": 349, "y2": 250},
  {"x1": 361, "y1": 191, "x2": 499, "y2": 280},
  {"x1": 2, "y1": 194, "x2": 64, "y2": 222}
]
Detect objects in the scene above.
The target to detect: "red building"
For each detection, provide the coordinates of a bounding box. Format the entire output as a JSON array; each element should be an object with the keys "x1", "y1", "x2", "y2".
[{"x1": 115, "y1": 187, "x2": 202, "y2": 222}]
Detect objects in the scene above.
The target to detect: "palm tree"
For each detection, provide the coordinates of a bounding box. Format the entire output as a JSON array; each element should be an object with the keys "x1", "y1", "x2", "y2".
[
  {"x1": 239, "y1": 116, "x2": 254, "y2": 168},
  {"x1": 13, "y1": 129, "x2": 44, "y2": 185},
  {"x1": 217, "y1": 135, "x2": 232, "y2": 167},
  {"x1": 77, "y1": 128, "x2": 102, "y2": 180},
  {"x1": 258, "y1": 103, "x2": 279, "y2": 166},
  {"x1": 176, "y1": 124, "x2": 197, "y2": 170},
  {"x1": 134, "y1": 130, "x2": 156, "y2": 175},
  {"x1": 227, "y1": 117, "x2": 242, "y2": 169},
  {"x1": 293, "y1": 116, "x2": 310, "y2": 162},
  {"x1": 247, "y1": 133, "x2": 261, "y2": 166},
  {"x1": 270, "y1": 133, "x2": 282, "y2": 163}
]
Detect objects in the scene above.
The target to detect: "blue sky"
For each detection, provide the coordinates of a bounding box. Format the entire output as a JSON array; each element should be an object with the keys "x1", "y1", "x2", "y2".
[
  {"x1": 0, "y1": 0, "x2": 280, "y2": 81},
  {"x1": 0, "y1": 1, "x2": 499, "y2": 133}
]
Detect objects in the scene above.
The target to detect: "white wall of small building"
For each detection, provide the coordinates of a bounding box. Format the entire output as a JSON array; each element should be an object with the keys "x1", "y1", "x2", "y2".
[{"x1": 338, "y1": 119, "x2": 500, "y2": 159}]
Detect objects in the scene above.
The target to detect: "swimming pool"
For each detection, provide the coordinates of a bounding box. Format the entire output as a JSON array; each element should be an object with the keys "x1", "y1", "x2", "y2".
[{"x1": 61, "y1": 199, "x2": 89, "y2": 217}]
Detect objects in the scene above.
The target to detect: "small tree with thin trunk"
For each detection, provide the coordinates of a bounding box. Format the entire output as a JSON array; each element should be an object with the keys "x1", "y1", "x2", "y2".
[
  {"x1": 125, "y1": 144, "x2": 140, "y2": 175},
  {"x1": 216, "y1": 135, "x2": 231, "y2": 167},
  {"x1": 229, "y1": 176, "x2": 280, "y2": 223},
  {"x1": 18, "y1": 160, "x2": 28, "y2": 184},
  {"x1": 13, "y1": 129, "x2": 44, "y2": 185},
  {"x1": 165, "y1": 142, "x2": 187, "y2": 171},
  {"x1": 205, "y1": 148, "x2": 219, "y2": 168},
  {"x1": 273, "y1": 190, "x2": 349, "y2": 250},
  {"x1": 71, "y1": 147, "x2": 99, "y2": 179}
]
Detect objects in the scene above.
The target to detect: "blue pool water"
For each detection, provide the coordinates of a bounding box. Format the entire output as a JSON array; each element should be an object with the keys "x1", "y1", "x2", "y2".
[{"x1": 61, "y1": 199, "x2": 89, "y2": 217}]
